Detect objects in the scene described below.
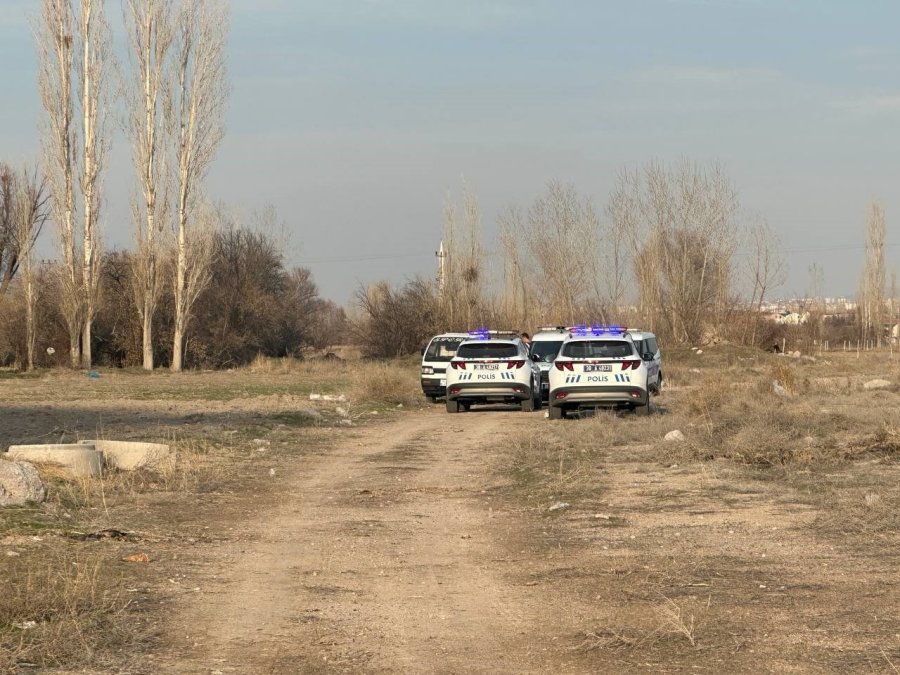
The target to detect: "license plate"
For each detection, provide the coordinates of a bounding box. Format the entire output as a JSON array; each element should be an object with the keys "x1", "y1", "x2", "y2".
[
  {"x1": 584, "y1": 364, "x2": 612, "y2": 373},
  {"x1": 474, "y1": 364, "x2": 499, "y2": 370}
]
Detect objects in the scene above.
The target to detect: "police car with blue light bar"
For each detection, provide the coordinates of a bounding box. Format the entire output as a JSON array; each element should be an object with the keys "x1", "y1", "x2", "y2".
[
  {"x1": 445, "y1": 330, "x2": 542, "y2": 413},
  {"x1": 547, "y1": 325, "x2": 660, "y2": 419}
]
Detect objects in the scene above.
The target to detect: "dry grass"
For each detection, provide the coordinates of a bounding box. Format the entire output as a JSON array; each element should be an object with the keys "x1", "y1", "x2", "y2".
[{"x1": 0, "y1": 550, "x2": 136, "y2": 671}]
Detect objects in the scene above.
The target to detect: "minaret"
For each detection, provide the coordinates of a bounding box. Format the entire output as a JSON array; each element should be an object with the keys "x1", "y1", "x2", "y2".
[{"x1": 436, "y1": 240, "x2": 446, "y2": 299}]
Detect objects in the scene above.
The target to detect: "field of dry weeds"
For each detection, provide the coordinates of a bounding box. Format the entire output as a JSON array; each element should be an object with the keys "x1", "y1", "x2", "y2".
[{"x1": 1, "y1": 347, "x2": 898, "y2": 673}]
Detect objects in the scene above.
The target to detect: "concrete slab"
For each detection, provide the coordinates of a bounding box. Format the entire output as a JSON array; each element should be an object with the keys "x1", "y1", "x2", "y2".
[
  {"x1": 79, "y1": 440, "x2": 172, "y2": 471},
  {"x1": 6, "y1": 444, "x2": 104, "y2": 478}
]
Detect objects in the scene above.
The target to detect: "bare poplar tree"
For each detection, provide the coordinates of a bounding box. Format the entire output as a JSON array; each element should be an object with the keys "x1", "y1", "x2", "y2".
[
  {"x1": 77, "y1": 0, "x2": 113, "y2": 369},
  {"x1": 858, "y1": 201, "x2": 886, "y2": 347},
  {"x1": 35, "y1": 0, "x2": 81, "y2": 367},
  {"x1": 170, "y1": 0, "x2": 229, "y2": 372},
  {"x1": 125, "y1": 0, "x2": 176, "y2": 370}
]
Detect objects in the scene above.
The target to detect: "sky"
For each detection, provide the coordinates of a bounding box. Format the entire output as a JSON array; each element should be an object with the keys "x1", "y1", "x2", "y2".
[{"x1": 2, "y1": 0, "x2": 899, "y2": 304}]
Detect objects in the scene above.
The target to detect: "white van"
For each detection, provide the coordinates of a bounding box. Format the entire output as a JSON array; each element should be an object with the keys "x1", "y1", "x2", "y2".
[{"x1": 420, "y1": 333, "x2": 469, "y2": 402}]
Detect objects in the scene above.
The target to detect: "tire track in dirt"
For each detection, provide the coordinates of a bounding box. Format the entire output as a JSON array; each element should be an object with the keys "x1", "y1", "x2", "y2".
[{"x1": 162, "y1": 407, "x2": 568, "y2": 674}]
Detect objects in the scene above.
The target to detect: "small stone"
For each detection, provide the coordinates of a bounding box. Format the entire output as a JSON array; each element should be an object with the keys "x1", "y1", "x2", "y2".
[
  {"x1": 548, "y1": 502, "x2": 570, "y2": 512},
  {"x1": 863, "y1": 379, "x2": 892, "y2": 391},
  {"x1": 664, "y1": 430, "x2": 685, "y2": 443}
]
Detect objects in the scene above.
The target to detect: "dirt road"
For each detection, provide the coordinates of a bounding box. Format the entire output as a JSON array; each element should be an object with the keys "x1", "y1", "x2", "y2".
[{"x1": 160, "y1": 407, "x2": 581, "y2": 674}]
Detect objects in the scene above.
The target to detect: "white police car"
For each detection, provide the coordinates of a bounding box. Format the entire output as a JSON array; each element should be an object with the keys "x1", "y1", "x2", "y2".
[
  {"x1": 528, "y1": 326, "x2": 569, "y2": 401},
  {"x1": 628, "y1": 329, "x2": 663, "y2": 394},
  {"x1": 445, "y1": 330, "x2": 541, "y2": 413},
  {"x1": 548, "y1": 326, "x2": 653, "y2": 419},
  {"x1": 421, "y1": 332, "x2": 469, "y2": 401}
]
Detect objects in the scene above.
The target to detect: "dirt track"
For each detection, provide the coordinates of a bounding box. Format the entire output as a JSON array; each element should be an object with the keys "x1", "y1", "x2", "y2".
[{"x1": 160, "y1": 407, "x2": 579, "y2": 674}]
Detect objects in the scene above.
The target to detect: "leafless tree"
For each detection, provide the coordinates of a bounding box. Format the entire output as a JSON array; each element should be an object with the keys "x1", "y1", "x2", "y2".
[
  {"x1": 497, "y1": 206, "x2": 530, "y2": 329},
  {"x1": 12, "y1": 168, "x2": 51, "y2": 371},
  {"x1": 858, "y1": 201, "x2": 886, "y2": 346},
  {"x1": 742, "y1": 219, "x2": 786, "y2": 345},
  {"x1": 169, "y1": 200, "x2": 216, "y2": 369},
  {"x1": 170, "y1": 0, "x2": 229, "y2": 372},
  {"x1": 609, "y1": 161, "x2": 739, "y2": 344},
  {"x1": 124, "y1": 0, "x2": 176, "y2": 370},
  {"x1": 35, "y1": 0, "x2": 81, "y2": 367},
  {"x1": 77, "y1": 0, "x2": 113, "y2": 369},
  {"x1": 441, "y1": 181, "x2": 484, "y2": 329},
  {"x1": 524, "y1": 181, "x2": 599, "y2": 325}
]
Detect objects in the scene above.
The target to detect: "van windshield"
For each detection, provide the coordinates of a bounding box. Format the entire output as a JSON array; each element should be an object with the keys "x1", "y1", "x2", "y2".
[
  {"x1": 424, "y1": 337, "x2": 465, "y2": 362},
  {"x1": 456, "y1": 342, "x2": 518, "y2": 359}
]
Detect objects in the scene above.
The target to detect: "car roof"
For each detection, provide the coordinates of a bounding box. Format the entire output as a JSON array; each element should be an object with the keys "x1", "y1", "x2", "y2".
[{"x1": 429, "y1": 332, "x2": 470, "y2": 340}]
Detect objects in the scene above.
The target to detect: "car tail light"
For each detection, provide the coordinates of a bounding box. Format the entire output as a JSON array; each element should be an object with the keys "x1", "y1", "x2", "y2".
[
  {"x1": 449, "y1": 386, "x2": 461, "y2": 395},
  {"x1": 507, "y1": 360, "x2": 525, "y2": 369},
  {"x1": 621, "y1": 360, "x2": 640, "y2": 370},
  {"x1": 554, "y1": 362, "x2": 574, "y2": 372},
  {"x1": 555, "y1": 392, "x2": 569, "y2": 399},
  {"x1": 451, "y1": 361, "x2": 466, "y2": 370}
]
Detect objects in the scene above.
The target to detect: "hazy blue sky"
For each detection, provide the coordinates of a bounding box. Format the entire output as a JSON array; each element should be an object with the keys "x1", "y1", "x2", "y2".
[{"x1": 2, "y1": 0, "x2": 899, "y2": 303}]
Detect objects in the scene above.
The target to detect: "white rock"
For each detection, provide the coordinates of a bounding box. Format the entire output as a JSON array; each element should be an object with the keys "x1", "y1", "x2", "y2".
[
  {"x1": 309, "y1": 394, "x2": 323, "y2": 401},
  {"x1": 335, "y1": 406, "x2": 349, "y2": 418},
  {"x1": 0, "y1": 460, "x2": 47, "y2": 506},
  {"x1": 695, "y1": 349, "x2": 703, "y2": 355},
  {"x1": 772, "y1": 380, "x2": 788, "y2": 397},
  {"x1": 689, "y1": 368, "x2": 701, "y2": 373},
  {"x1": 548, "y1": 502, "x2": 570, "y2": 512},
  {"x1": 664, "y1": 430, "x2": 685, "y2": 442},
  {"x1": 863, "y1": 379, "x2": 892, "y2": 391}
]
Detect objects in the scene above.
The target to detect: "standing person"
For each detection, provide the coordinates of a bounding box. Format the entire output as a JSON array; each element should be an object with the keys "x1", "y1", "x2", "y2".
[{"x1": 520, "y1": 332, "x2": 531, "y2": 346}]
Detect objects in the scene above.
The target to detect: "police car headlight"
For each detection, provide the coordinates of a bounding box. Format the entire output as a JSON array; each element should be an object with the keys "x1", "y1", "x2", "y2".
[{"x1": 421, "y1": 366, "x2": 434, "y2": 375}]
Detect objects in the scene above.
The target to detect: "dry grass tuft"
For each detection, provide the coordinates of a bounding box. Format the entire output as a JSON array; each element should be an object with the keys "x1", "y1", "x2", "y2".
[
  {"x1": 0, "y1": 550, "x2": 136, "y2": 670},
  {"x1": 348, "y1": 361, "x2": 421, "y2": 408}
]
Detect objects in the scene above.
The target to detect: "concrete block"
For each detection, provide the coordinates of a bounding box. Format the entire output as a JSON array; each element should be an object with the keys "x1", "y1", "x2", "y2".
[
  {"x1": 79, "y1": 440, "x2": 172, "y2": 471},
  {"x1": 6, "y1": 444, "x2": 104, "y2": 478}
]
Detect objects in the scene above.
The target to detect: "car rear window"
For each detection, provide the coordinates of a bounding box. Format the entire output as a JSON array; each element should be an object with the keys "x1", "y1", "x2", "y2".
[
  {"x1": 456, "y1": 342, "x2": 519, "y2": 359},
  {"x1": 424, "y1": 337, "x2": 465, "y2": 361},
  {"x1": 562, "y1": 340, "x2": 634, "y2": 359}
]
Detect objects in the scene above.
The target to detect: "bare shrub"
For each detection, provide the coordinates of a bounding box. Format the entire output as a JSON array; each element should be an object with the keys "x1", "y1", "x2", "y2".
[{"x1": 352, "y1": 278, "x2": 440, "y2": 358}]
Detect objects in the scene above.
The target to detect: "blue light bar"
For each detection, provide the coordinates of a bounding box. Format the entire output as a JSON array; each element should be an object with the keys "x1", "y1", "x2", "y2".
[
  {"x1": 467, "y1": 329, "x2": 491, "y2": 340},
  {"x1": 571, "y1": 324, "x2": 628, "y2": 337}
]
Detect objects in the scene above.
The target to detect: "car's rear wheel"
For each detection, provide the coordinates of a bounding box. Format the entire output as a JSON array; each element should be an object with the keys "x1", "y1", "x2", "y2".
[
  {"x1": 549, "y1": 405, "x2": 563, "y2": 420},
  {"x1": 446, "y1": 399, "x2": 460, "y2": 413}
]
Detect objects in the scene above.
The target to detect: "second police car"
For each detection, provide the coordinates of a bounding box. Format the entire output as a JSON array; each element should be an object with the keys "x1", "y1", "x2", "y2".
[
  {"x1": 445, "y1": 330, "x2": 541, "y2": 413},
  {"x1": 547, "y1": 326, "x2": 658, "y2": 419}
]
